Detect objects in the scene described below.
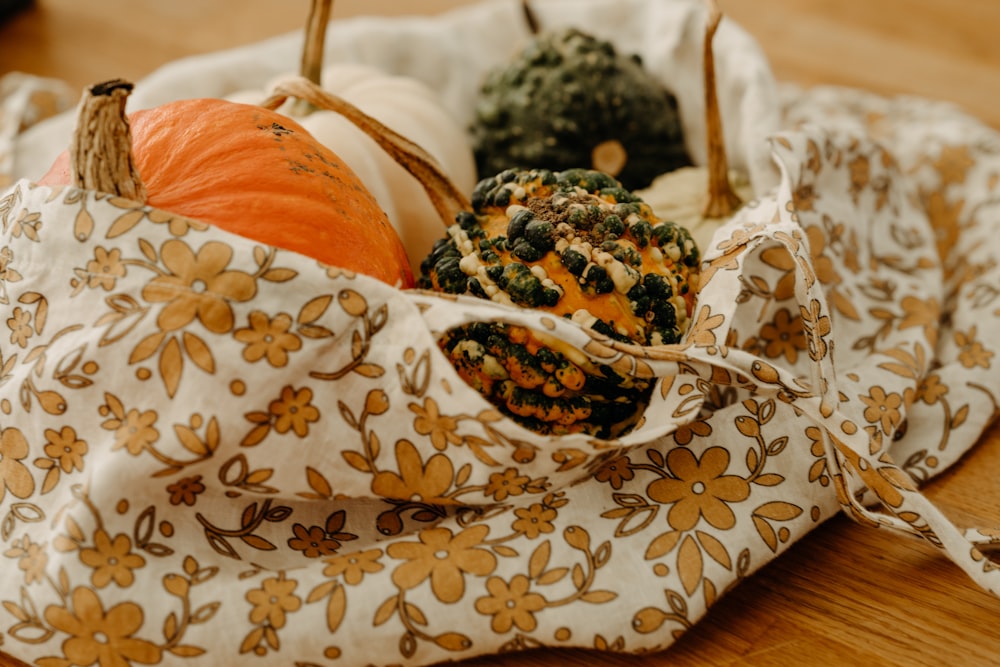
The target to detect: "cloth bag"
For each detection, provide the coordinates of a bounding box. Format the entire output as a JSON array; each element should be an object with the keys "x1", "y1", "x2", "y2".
[{"x1": 1, "y1": 1, "x2": 999, "y2": 665}]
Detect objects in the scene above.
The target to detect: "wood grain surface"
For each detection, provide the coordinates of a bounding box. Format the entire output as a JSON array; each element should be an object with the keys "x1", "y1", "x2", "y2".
[{"x1": 2, "y1": 2, "x2": 999, "y2": 666}]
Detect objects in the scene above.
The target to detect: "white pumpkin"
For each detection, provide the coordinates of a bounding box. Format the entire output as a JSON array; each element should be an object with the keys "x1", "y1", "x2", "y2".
[{"x1": 229, "y1": 0, "x2": 477, "y2": 273}]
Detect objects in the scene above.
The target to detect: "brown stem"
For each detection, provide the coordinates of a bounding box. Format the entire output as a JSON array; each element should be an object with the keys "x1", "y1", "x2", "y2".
[
  {"x1": 300, "y1": 0, "x2": 332, "y2": 85},
  {"x1": 521, "y1": 0, "x2": 541, "y2": 34},
  {"x1": 70, "y1": 78, "x2": 146, "y2": 201},
  {"x1": 261, "y1": 76, "x2": 472, "y2": 228},
  {"x1": 291, "y1": 0, "x2": 333, "y2": 115},
  {"x1": 702, "y1": 0, "x2": 741, "y2": 218}
]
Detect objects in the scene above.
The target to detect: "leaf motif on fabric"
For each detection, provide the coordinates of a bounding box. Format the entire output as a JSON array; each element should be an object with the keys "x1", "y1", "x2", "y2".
[
  {"x1": 644, "y1": 530, "x2": 681, "y2": 560},
  {"x1": 752, "y1": 501, "x2": 804, "y2": 552},
  {"x1": 342, "y1": 451, "x2": 371, "y2": 473},
  {"x1": 106, "y1": 209, "x2": 145, "y2": 238},
  {"x1": 73, "y1": 206, "x2": 94, "y2": 242},
  {"x1": 676, "y1": 535, "x2": 703, "y2": 596},
  {"x1": 696, "y1": 530, "x2": 733, "y2": 570},
  {"x1": 373, "y1": 595, "x2": 397, "y2": 627},
  {"x1": 129, "y1": 331, "x2": 164, "y2": 364},
  {"x1": 182, "y1": 331, "x2": 214, "y2": 374},
  {"x1": 96, "y1": 294, "x2": 149, "y2": 346},
  {"x1": 300, "y1": 467, "x2": 334, "y2": 500},
  {"x1": 528, "y1": 540, "x2": 550, "y2": 580},
  {"x1": 159, "y1": 336, "x2": 184, "y2": 397},
  {"x1": 434, "y1": 632, "x2": 472, "y2": 651},
  {"x1": 324, "y1": 583, "x2": 347, "y2": 633}
]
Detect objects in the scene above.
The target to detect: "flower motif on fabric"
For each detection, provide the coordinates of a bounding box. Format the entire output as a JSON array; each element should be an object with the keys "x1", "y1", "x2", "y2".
[
  {"x1": 242, "y1": 384, "x2": 323, "y2": 446},
  {"x1": 141, "y1": 240, "x2": 256, "y2": 334},
  {"x1": 371, "y1": 439, "x2": 454, "y2": 505},
  {"x1": 41, "y1": 587, "x2": 162, "y2": 667},
  {"x1": 410, "y1": 397, "x2": 462, "y2": 451},
  {"x1": 166, "y1": 475, "x2": 205, "y2": 506},
  {"x1": 288, "y1": 523, "x2": 340, "y2": 558},
  {"x1": 99, "y1": 393, "x2": 219, "y2": 478},
  {"x1": 42, "y1": 427, "x2": 87, "y2": 473},
  {"x1": 603, "y1": 398, "x2": 806, "y2": 617},
  {"x1": 387, "y1": 525, "x2": 497, "y2": 603},
  {"x1": 860, "y1": 385, "x2": 904, "y2": 436},
  {"x1": 83, "y1": 246, "x2": 126, "y2": 291},
  {"x1": 247, "y1": 575, "x2": 303, "y2": 626},
  {"x1": 511, "y1": 502, "x2": 558, "y2": 539},
  {"x1": 79, "y1": 529, "x2": 146, "y2": 588},
  {"x1": 233, "y1": 311, "x2": 302, "y2": 366},
  {"x1": 5, "y1": 535, "x2": 48, "y2": 585},
  {"x1": 322, "y1": 548, "x2": 385, "y2": 585},
  {"x1": 484, "y1": 468, "x2": 533, "y2": 502},
  {"x1": 955, "y1": 326, "x2": 994, "y2": 369},
  {"x1": 269, "y1": 386, "x2": 320, "y2": 437},
  {"x1": 241, "y1": 573, "x2": 302, "y2": 656},
  {"x1": 475, "y1": 574, "x2": 546, "y2": 632},
  {"x1": 126, "y1": 240, "x2": 256, "y2": 396},
  {"x1": 287, "y1": 510, "x2": 358, "y2": 558},
  {"x1": 646, "y1": 447, "x2": 750, "y2": 532},
  {"x1": 7, "y1": 305, "x2": 32, "y2": 348},
  {"x1": 34, "y1": 426, "x2": 88, "y2": 494},
  {"x1": 366, "y1": 525, "x2": 498, "y2": 658},
  {"x1": 106, "y1": 406, "x2": 159, "y2": 456},
  {"x1": 594, "y1": 455, "x2": 635, "y2": 490},
  {"x1": 756, "y1": 307, "x2": 807, "y2": 363}
]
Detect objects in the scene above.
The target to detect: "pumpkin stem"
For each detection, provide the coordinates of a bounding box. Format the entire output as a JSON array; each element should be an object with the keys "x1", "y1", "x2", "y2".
[
  {"x1": 71, "y1": 78, "x2": 147, "y2": 201},
  {"x1": 291, "y1": 0, "x2": 333, "y2": 115},
  {"x1": 300, "y1": 0, "x2": 332, "y2": 86},
  {"x1": 262, "y1": 76, "x2": 472, "y2": 228},
  {"x1": 701, "y1": 0, "x2": 741, "y2": 218},
  {"x1": 521, "y1": 0, "x2": 541, "y2": 35}
]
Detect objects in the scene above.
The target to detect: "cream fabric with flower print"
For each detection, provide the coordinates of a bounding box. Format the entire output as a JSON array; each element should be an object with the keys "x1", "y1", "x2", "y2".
[
  {"x1": 2, "y1": 1, "x2": 1000, "y2": 665},
  {"x1": 0, "y1": 106, "x2": 998, "y2": 666}
]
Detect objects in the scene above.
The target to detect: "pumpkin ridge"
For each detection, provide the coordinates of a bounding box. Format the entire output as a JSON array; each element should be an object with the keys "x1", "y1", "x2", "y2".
[
  {"x1": 132, "y1": 99, "x2": 410, "y2": 283},
  {"x1": 41, "y1": 90, "x2": 413, "y2": 287}
]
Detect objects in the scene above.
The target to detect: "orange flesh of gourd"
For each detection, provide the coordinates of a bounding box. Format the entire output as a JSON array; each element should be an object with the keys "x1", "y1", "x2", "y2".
[
  {"x1": 42, "y1": 98, "x2": 414, "y2": 288},
  {"x1": 478, "y1": 205, "x2": 679, "y2": 343}
]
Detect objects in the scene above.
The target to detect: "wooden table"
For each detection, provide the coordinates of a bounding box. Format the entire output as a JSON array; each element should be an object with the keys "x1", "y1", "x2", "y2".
[{"x1": 2, "y1": 2, "x2": 999, "y2": 666}]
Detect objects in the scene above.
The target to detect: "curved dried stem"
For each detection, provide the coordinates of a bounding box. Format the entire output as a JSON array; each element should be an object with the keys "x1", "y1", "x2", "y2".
[
  {"x1": 261, "y1": 75, "x2": 471, "y2": 229},
  {"x1": 71, "y1": 78, "x2": 147, "y2": 201},
  {"x1": 521, "y1": 0, "x2": 541, "y2": 34},
  {"x1": 290, "y1": 0, "x2": 333, "y2": 115},
  {"x1": 702, "y1": 0, "x2": 742, "y2": 218},
  {"x1": 300, "y1": 0, "x2": 332, "y2": 86}
]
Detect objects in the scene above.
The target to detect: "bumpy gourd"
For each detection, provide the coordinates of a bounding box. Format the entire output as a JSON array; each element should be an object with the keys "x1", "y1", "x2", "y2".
[
  {"x1": 470, "y1": 27, "x2": 691, "y2": 192},
  {"x1": 420, "y1": 167, "x2": 700, "y2": 437}
]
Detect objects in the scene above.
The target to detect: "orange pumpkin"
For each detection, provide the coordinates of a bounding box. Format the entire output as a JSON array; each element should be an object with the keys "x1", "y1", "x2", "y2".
[{"x1": 40, "y1": 85, "x2": 414, "y2": 288}]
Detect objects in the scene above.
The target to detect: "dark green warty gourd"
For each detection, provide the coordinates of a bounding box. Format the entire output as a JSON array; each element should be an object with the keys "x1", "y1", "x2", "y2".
[
  {"x1": 419, "y1": 167, "x2": 700, "y2": 438},
  {"x1": 470, "y1": 27, "x2": 691, "y2": 191}
]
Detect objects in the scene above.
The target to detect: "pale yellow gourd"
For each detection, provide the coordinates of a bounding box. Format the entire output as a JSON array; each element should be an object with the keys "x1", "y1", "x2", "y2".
[{"x1": 229, "y1": 0, "x2": 476, "y2": 273}]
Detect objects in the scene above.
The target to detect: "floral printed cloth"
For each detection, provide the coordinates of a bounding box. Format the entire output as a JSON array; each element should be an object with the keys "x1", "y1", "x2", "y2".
[{"x1": 1, "y1": 1, "x2": 999, "y2": 666}]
